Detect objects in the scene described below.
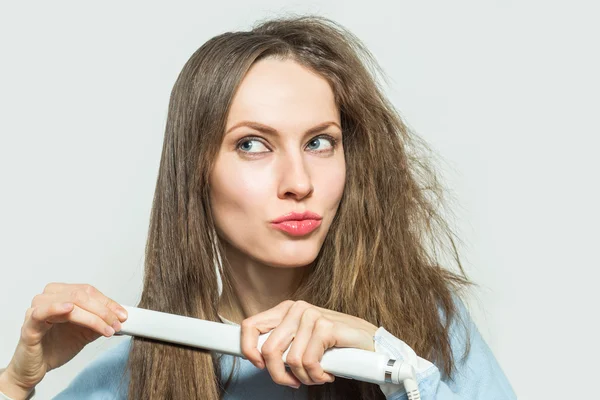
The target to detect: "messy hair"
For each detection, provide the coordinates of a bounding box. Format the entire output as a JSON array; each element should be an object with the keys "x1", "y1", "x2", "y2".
[{"x1": 127, "y1": 15, "x2": 472, "y2": 399}]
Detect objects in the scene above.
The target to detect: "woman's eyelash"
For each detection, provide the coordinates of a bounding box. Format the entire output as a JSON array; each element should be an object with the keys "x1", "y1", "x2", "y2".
[
  {"x1": 305, "y1": 134, "x2": 338, "y2": 150},
  {"x1": 316, "y1": 134, "x2": 338, "y2": 148}
]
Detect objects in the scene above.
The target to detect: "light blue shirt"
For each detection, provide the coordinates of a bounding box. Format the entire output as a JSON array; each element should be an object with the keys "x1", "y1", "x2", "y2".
[{"x1": 48, "y1": 299, "x2": 515, "y2": 399}]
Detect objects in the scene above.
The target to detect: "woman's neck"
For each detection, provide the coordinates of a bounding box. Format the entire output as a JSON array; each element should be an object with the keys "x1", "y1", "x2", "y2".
[{"x1": 217, "y1": 242, "x2": 309, "y2": 324}]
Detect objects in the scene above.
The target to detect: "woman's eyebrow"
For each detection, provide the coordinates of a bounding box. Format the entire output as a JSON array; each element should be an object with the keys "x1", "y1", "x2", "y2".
[{"x1": 225, "y1": 121, "x2": 341, "y2": 137}]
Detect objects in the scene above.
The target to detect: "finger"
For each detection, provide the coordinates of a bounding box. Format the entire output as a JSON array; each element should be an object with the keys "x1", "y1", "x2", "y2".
[
  {"x1": 286, "y1": 307, "x2": 322, "y2": 385},
  {"x1": 42, "y1": 283, "x2": 128, "y2": 322},
  {"x1": 31, "y1": 286, "x2": 121, "y2": 332},
  {"x1": 20, "y1": 303, "x2": 75, "y2": 345},
  {"x1": 80, "y1": 284, "x2": 129, "y2": 322},
  {"x1": 42, "y1": 290, "x2": 123, "y2": 333},
  {"x1": 262, "y1": 335, "x2": 302, "y2": 389},
  {"x1": 240, "y1": 300, "x2": 294, "y2": 368},
  {"x1": 42, "y1": 282, "x2": 66, "y2": 294},
  {"x1": 260, "y1": 302, "x2": 313, "y2": 388},
  {"x1": 48, "y1": 303, "x2": 117, "y2": 337},
  {"x1": 303, "y1": 317, "x2": 337, "y2": 384}
]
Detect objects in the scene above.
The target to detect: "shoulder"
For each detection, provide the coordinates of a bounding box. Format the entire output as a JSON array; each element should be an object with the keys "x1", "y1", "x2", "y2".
[
  {"x1": 447, "y1": 294, "x2": 495, "y2": 364},
  {"x1": 442, "y1": 294, "x2": 496, "y2": 370},
  {"x1": 443, "y1": 294, "x2": 516, "y2": 398},
  {"x1": 53, "y1": 337, "x2": 131, "y2": 400}
]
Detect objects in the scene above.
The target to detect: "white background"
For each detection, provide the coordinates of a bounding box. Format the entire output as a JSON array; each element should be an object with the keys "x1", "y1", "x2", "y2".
[{"x1": 1, "y1": 1, "x2": 598, "y2": 399}]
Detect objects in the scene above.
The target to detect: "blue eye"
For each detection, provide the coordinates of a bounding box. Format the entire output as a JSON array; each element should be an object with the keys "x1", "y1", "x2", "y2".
[
  {"x1": 306, "y1": 137, "x2": 334, "y2": 151},
  {"x1": 237, "y1": 139, "x2": 269, "y2": 153},
  {"x1": 236, "y1": 134, "x2": 338, "y2": 156}
]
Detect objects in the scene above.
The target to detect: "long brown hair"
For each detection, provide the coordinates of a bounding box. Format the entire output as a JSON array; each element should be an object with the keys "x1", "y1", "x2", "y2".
[{"x1": 126, "y1": 14, "x2": 473, "y2": 399}]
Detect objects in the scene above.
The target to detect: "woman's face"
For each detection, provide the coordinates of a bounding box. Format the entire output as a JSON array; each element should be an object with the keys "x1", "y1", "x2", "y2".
[{"x1": 209, "y1": 58, "x2": 346, "y2": 268}]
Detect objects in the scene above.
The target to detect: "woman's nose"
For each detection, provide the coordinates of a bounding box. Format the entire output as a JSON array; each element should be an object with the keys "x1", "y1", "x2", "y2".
[{"x1": 277, "y1": 154, "x2": 314, "y2": 200}]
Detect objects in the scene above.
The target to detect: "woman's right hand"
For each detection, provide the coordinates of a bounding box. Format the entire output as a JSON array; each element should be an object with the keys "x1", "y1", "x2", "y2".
[{"x1": 1, "y1": 283, "x2": 128, "y2": 397}]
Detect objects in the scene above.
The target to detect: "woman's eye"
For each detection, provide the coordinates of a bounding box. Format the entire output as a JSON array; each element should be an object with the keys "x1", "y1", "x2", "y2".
[
  {"x1": 306, "y1": 136, "x2": 335, "y2": 151},
  {"x1": 237, "y1": 138, "x2": 269, "y2": 153},
  {"x1": 236, "y1": 135, "x2": 337, "y2": 155}
]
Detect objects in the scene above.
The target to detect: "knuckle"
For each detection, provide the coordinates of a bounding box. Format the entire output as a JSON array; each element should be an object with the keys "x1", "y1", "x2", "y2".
[
  {"x1": 261, "y1": 343, "x2": 276, "y2": 355},
  {"x1": 302, "y1": 357, "x2": 320, "y2": 370},
  {"x1": 281, "y1": 300, "x2": 295, "y2": 308},
  {"x1": 292, "y1": 300, "x2": 313, "y2": 314},
  {"x1": 43, "y1": 282, "x2": 57, "y2": 293},
  {"x1": 286, "y1": 354, "x2": 302, "y2": 367},
  {"x1": 303, "y1": 307, "x2": 322, "y2": 320},
  {"x1": 315, "y1": 317, "x2": 333, "y2": 330},
  {"x1": 20, "y1": 324, "x2": 33, "y2": 341},
  {"x1": 70, "y1": 289, "x2": 88, "y2": 304},
  {"x1": 83, "y1": 284, "x2": 96, "y2": 296},
  {"x1": 29, "y1": 307, "x2": 41, "y2": 321},
  {"x1": 30, "y1": 294, "x2": 42, "y2": 307},
  {"x1": 294, "y1": 300, "x2": 309, "y2": 308},
  {"x1": 240, "y1": 319, "x2": 254, "y2": 330},
  {"x1": 107, "y1": 299, "x2": 119, "y2": 312}
]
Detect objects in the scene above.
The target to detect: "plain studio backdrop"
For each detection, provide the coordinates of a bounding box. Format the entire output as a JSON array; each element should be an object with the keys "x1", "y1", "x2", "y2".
[{"x1": 1, "y1": 1, "x2": 598, "y2": 399}]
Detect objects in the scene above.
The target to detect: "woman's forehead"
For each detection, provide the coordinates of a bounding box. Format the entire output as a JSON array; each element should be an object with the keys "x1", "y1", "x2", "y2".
[{"x1": 225, "y1": 58, "x2": 340, "y2": 135}]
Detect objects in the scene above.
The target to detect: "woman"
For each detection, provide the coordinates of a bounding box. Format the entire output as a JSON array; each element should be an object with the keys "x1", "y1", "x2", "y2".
[{"x1": 0, "y1": 15, "x2": 515, "y2": 399}]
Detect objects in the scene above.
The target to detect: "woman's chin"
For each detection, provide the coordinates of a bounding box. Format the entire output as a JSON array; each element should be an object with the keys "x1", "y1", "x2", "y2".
[
  {"x1": 259, "y1": 250, "x2": 318, "y2": 269},
  {"x1": 261, "y1": 256, "x2": 316, "y2": 269},
  {"x1": 271, "y1": 241, "x2": 322, "y2": 265}
]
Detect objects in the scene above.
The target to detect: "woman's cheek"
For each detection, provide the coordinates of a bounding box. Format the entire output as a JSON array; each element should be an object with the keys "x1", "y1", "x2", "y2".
[{"x1": 323, "y1": 166, "x2": 346, "y2": 204}]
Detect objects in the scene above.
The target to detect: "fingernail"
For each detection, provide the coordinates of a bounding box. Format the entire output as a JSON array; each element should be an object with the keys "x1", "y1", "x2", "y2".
[
  {"x1": 256, "y1": 362, "x2": 264, "y2": 369},
  {"x1": 289, "y1": 384, "x2": 300, "y2": 389},
  {"x1": 116, "y1": 309, "x2": 128, "y2": 320},
  {"x1": 105, "y1": 326, "x2": 115, "y2": 336},
  {"x1": 112, "y1": 320, "x2": 122, "y2": 332}
]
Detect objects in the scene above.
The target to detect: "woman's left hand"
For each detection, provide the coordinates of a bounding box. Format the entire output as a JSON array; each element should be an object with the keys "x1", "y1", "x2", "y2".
[{"x1": 240, "y1": 300, "x2": 379, "y2": 389}]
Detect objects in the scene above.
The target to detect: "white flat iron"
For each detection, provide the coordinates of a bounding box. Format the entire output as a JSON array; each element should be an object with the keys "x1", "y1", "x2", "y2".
[{"x1": 118, "y1": 305, "x2": 420, "y2": 397}]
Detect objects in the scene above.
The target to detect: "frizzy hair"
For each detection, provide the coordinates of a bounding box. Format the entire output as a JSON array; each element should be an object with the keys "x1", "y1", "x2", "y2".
[{"x1": 125, "y1": 14, "x2": 473, "y2": 399}]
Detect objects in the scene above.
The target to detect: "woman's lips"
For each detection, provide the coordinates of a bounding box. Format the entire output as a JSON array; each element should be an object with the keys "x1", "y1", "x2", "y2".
[{"x1": 271, "y1": 219, "x2": 322, "y2": 236}]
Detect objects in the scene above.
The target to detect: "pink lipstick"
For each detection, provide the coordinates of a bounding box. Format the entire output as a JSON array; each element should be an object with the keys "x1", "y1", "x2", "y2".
[{"x1": 271, "y1": 211, "x2": 322, "y2": 236}]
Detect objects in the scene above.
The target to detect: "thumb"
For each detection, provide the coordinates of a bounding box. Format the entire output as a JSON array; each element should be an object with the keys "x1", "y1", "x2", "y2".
[{"x1": 21, "y1": 303, "x2": 74, "y2": 345}]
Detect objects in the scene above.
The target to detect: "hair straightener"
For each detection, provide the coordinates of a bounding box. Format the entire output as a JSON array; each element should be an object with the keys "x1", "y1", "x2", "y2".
[{"x1": 117, "y1": 305, "x2": 421, "y2": 399}]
